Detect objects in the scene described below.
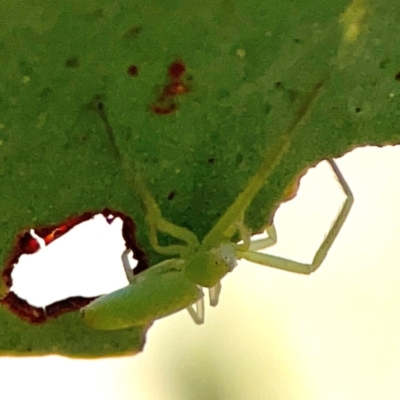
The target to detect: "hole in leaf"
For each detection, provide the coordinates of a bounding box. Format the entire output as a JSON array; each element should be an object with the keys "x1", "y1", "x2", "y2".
[{"x1": 11, "y1": 215, "x2": 136, "y2": 308}]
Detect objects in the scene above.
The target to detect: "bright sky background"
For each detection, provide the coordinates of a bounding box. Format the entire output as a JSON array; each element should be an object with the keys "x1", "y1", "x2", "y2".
[{"x1": 2, "y1": 145, "x2": 400, "y2": 400}]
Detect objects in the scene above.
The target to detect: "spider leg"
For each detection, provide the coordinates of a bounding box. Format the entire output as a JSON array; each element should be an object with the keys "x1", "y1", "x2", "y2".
[
  {"x1": 237, "y1": 159, "x2": 353, "y2": 274},
  {"x1": 234, "y1": 219, "x2": 251, "y2": 252},
  {"x1": 234, "y1": 218, "x2": 277, "y2": 252},
  {"x1": 186, "y1": 291, "x2": 205, "y2": 324},
  {"x1": 148, "y1": 213, "x2": 199, "y2": 256},
  {"x1": 248, "y1": 225, "x2": 278, "y2": 251},
  {"x1": 138, "y1": 179, "x2": 200, "y2": 256},
  {"x1": 209, "y1": 281, "x2": 222, "y2": 307},
  {"x1": 121, "y1": 248, "x2": 135, "y2": 283}
]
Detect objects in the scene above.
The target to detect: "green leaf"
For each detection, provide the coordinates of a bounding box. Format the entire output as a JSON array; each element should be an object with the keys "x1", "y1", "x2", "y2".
[
  {"x1": 0, "y1": 0, "x2": 399, "y2": 357},
  {"x1": 0, "y1": 307, "x2": 147, "y2": 357}
]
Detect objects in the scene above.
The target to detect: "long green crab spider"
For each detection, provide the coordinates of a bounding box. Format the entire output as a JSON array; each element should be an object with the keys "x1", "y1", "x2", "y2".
[
  {"x1": 81, "y1": 77, "x2": 354, "y2": 330},
  {"x1": 117, "y1": 159, "x2": 352, "y2": 326}
]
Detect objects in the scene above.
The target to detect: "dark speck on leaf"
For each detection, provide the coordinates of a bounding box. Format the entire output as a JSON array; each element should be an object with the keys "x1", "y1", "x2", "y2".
[
  {"x1": 65, "y1": 57, "x2": 79, "y2": 68},
  {"x1": 127, "y1": 65, "x2": 138, "y2": 76},
  {"x1": 168, "y1": 61, "x2": 186, "y2": 80},
  {"x1": 168, "y1": 191, "x2": 176, "y2": 200},
  {"x1": 124, "y1": 26, "x2": 142, "y2": 39}
]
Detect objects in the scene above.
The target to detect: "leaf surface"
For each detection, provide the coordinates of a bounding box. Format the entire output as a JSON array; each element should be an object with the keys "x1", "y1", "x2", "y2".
[{"x1": 0, "y1": 0, "x2": 399, "y2": 357}]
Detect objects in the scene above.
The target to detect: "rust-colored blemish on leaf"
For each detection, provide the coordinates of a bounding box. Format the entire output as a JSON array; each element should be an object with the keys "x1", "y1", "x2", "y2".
[
  {"x1": 149, "y1": 59, "x2": 191, "y2": 115},
  {"x1": 0, "y1": 292, "x2": 47, "y2": 324},
  {"x1": 45, "y1": 296, "x2": 97, "y2": 320},
  {"x1": 150, "y1": 103, "x2": 178, "y2": 115},
  {"x1": 168, "y1": 60, "x2": 186, "y2": 80}
]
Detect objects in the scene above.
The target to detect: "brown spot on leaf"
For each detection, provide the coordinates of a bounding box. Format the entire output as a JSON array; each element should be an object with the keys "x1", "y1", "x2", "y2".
[
  {"x1": 45, "y1": 296, "x2": 97, "y2": 319},
  {"x1": 149, "y1": 59, "x2": 191, "y2": 115},
  {"x1": 168, "y1": 60, "x2": 186, "y2": 80},
  {"x1": 150, "y1": 103, "x2": 178, "y2": 115},
  {"x1": 127, "y1": 65, "x2": 138, "y2": 76},
  {"x1": 0, "y1": 292, "x2": 46, "y2": 324}
]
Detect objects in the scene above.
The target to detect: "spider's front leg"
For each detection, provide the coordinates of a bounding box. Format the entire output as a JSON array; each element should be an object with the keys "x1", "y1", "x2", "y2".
[
  {"x1": 187, "y1": 281, "x2": 220, "y2": 324},
  {"x1": 208, "y1": 281, "x2": 222, "y2": 306},
  {"x1": 187, "y1": 292, "x2": 205, "y2": 324},
  {"x1": 237, "y1": 159, "x2": 353, "y2": 274}
]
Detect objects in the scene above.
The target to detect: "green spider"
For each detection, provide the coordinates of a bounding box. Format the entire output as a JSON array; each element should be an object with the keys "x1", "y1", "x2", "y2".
[{"x1": 81, "y1": 79, "x2": 353, "y2": 330}]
